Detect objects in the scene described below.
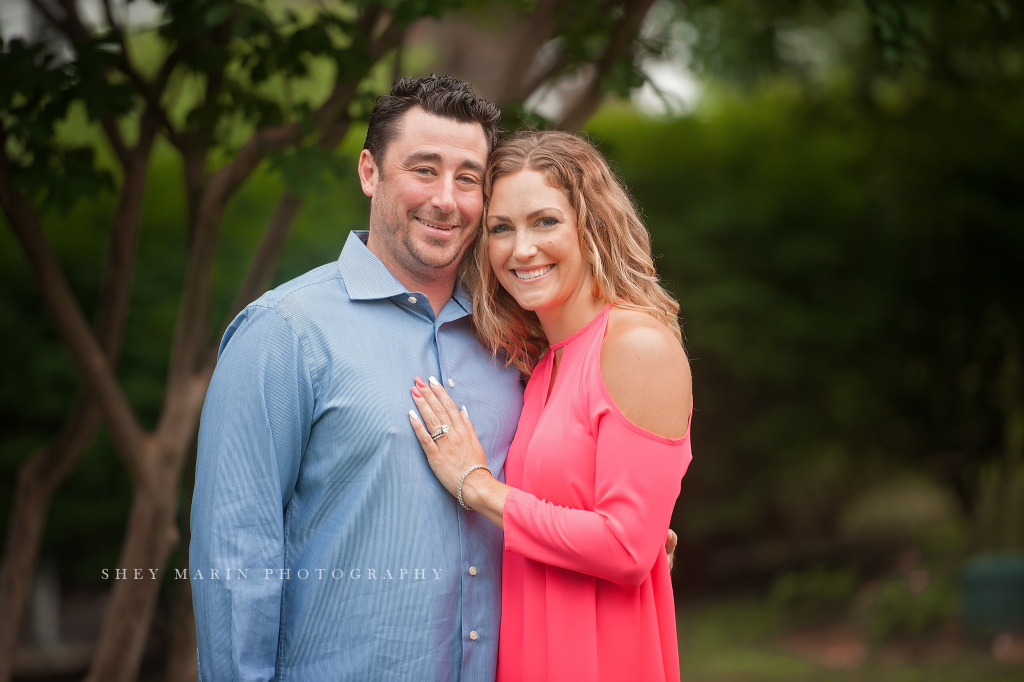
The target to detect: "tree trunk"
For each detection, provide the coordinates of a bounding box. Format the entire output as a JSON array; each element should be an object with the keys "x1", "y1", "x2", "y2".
[
  {"x1": 0, "y1": 142, "x2": 151, "y2": 682},
  {"x1": 165, "y1": 442, "x2": 198, "y2": 682},
  {"x1": 84, "y1": 448, "x2": 182, "y2": 682},
  {"x1": 0, "y1": 401, "x2": 100, "y2": 681},
  {"x1": 165, "y1": 574, "x2": 197, "y2": 682}
]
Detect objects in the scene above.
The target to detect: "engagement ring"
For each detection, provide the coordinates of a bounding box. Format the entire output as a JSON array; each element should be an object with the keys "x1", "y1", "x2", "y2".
[{"x1": 430, "y1": 424, "x2": 450, "y2": 441}]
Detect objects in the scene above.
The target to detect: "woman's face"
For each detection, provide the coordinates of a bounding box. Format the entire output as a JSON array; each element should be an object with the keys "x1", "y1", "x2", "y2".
[{"x1": 485, "y1": 169, "x2": 593, "y2": 315}]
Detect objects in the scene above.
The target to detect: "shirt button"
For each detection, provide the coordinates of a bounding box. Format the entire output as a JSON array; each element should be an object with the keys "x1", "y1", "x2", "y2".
[
  {"x1": 469, "y1": 566, "x2": 477, "y2": 576},
  {"x1": 469, "y1": 630, "x2": 478, "y2": 641},
  {"x1": 408, "y1": 296, "x2": 417, "y2": 304},
  {"x1": 448, "y1": 378, "x2": 455, "y2": 388}
]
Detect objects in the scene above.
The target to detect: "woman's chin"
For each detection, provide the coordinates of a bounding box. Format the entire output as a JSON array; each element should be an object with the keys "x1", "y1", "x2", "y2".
[
  {"x1": 498, "y1": 282, "x2": 540, "y2": 310},
  {"x1": 504, "y1": 289, "x2": 552, "y2": 313}
]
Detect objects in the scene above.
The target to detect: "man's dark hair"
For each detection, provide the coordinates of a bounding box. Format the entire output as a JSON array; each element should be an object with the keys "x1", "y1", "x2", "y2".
[{"x1": 363, "y1": 75, "x2": 502, "y2": 167}]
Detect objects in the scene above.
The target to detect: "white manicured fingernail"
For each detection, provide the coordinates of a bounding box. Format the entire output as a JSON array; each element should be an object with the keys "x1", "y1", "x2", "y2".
[
  {"x1": 409, "y1": 410, "x2": 418, "y2": 420},
  {"x1": 462, "y1": 406, "x2": 468, "y2": 418},
  {"x1": 428, "y1": 376, "x2": 440, "y2": 386}
]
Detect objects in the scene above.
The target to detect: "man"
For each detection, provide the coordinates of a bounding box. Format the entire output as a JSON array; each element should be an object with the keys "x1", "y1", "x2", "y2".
[{"x1": 190, "y1": 76, "x2": 523, "y2": 681}]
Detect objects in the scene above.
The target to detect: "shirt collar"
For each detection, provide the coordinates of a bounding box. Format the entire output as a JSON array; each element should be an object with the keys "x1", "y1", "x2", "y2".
[
  {"x1": 337, "y1": 231, "x2": 409, "y2": 301},
  {"x1": 337, "y1": 230, "x2": 473, "y2": 315}
]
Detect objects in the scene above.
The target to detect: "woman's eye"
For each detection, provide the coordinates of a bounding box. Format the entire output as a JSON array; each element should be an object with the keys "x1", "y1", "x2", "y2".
[
  {"x1": 489, "y1": 224, "x2": 511, "y2": 234},
  {"x1": 538, "y1": 217, "x2": 559, "y2": 227}
]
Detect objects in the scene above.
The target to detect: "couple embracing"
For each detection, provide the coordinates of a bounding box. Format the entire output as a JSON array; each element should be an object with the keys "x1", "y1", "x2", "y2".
[{"x1": 191, "y1": 75, "x2": 692, "y2": 682}]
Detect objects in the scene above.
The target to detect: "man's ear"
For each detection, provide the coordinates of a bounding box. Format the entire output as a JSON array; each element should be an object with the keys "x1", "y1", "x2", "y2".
[{"x1": 357, "y1": 149, "x2": 379, "y2": 198}]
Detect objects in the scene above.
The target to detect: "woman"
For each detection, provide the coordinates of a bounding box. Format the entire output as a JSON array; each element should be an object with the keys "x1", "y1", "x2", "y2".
[{"x1": 408, "y1": 130, "x2": 692, "y2": 682}]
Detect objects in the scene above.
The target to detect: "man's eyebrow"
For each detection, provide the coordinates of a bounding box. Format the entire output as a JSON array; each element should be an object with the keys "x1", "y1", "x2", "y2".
[
  {"x1": 402, "y1": 151, "x2": 443, "y2": 165},
  {"x1": 401, "y1": 151, "x2": 485, "y2": 173}
]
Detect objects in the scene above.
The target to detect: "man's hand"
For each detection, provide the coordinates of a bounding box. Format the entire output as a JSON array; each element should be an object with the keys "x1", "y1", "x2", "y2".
[{"x1": 665, "y1": 529, "x2": 677, "y2": 571}]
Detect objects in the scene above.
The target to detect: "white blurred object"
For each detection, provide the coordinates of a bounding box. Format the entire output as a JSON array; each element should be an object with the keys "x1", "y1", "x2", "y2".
[
  {"x1": 632, "y1": 2, "x2": 702, "y2": 116},
  {"x1": 633, "y1": 61, "x2": 702, "y2": 116},
  {"x1": 0, "y1": 0, "x2": 163, "y2": 42}
]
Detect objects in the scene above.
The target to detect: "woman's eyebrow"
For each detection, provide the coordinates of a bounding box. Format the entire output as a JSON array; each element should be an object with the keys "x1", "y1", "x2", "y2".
[
  {"x1": 488, "y1": 208, "x2": 563, "y2": 223},
  {"x1": 526, "y1": 208, "x2": 561, "y2": 221}
]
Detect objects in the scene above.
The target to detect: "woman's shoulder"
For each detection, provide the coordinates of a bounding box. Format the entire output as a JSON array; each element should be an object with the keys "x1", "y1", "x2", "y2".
[{"x1": 597, "y1": 306, "x2": 692, "y2": 440}]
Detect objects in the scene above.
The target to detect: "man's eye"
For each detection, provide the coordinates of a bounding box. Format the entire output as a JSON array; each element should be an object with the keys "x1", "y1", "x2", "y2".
[
  {"x1": 415, "y1": 168, "x2": 433, "y2": 175},
  {"x1": 458, "y1": 175, "x2": 480, "y2": 184}
]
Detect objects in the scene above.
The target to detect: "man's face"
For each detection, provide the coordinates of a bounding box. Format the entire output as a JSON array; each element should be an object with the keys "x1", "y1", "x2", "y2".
[{"x1": 358, "y1": 107, "x2": 489, "y2": 282}]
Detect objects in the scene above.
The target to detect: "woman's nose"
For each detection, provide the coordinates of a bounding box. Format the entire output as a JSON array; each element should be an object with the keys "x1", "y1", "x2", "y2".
[{"x1": 512, "y1": 229, "x2": 539, "y2": 260}]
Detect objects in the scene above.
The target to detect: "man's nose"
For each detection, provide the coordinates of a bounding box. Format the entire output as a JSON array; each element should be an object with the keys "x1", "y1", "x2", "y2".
[{"x1": 431, "y1": 174, "x2": 457, "y2": 215}]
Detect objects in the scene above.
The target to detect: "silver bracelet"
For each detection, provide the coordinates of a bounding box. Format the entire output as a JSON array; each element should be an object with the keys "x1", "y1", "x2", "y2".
[{"x1": 457, "y1": 464, "x2": 492, "y2": 511}]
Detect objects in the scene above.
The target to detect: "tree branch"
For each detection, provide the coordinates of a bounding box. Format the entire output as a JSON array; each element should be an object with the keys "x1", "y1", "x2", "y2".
[
  {"x1": 0, "y1": 140, "x2": 148, "y2": 479},
  {"x1": 226, "y1": 194, "x2": 303, "y2": 324},
  {"x1": 494, "y1": 0, "x2": 564, "y2": 105},
  {"x1": 28, "y1": 0, "x2": 85, "y2": 41},
  {"x1": 99, "y1": 113, "x2": 130, "y2": 167},
  {"x1": 518, "y1": 48, "x2": 571, "y2": 105},
  {"x1": 557, "y1": 0, "x2": 657, "y2": 130},
  {"x1": 169, "y1": 2, "x2": 398, "y2": 392},
  {"x1": 100, "y1": 0, "x2": 120, "y2": 34},
  {"x1": 32, "y1": 0, "x2": 182, "y2": 149},
  {"x1": 206, "y1": 110, "x2": 353, "y2": 369},
  {"x1": 368, "y1": 15, "x2": 406, "y2": 63}
]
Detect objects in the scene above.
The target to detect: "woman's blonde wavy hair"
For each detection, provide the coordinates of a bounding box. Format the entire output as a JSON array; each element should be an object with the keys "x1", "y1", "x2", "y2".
[{"x1": 463, "y1": 129, "x2": 682, "y2": 376}]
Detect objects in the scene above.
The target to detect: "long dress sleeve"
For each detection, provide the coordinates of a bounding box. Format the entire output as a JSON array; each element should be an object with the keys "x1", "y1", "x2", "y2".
[{"x1": 502, "y1": 391, "x2": 691, "y2": 589}]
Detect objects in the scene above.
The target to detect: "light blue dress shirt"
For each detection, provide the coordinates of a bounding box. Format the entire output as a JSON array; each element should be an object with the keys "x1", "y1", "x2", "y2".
[{"x1": 191, "y1": 231, "x2": 524, "y2": 681}]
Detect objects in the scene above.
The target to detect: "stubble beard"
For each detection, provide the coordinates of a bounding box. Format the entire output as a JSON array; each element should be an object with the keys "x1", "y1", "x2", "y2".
[{"x1": 375, "y1": 179, "x2": 471, "y2": 277}]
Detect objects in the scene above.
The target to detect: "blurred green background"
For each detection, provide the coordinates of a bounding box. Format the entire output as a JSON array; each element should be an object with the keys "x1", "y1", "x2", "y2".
[{"x1": 2, "y1": 0, "x2": 1024, "y2": 679}]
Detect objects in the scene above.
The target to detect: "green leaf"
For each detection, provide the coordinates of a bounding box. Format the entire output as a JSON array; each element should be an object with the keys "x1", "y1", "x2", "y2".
[{"x1": 267, "y1": 142, "x2": 348, "y2": 196}]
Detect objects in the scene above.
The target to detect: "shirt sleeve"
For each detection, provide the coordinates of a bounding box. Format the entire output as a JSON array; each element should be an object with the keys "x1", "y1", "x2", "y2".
[
  {"x1": 190, "y1": 303, "x2": 315, "y2": 682},
  {"x1": 502, "y1": 406, "x2": 691, "y2": 589}
]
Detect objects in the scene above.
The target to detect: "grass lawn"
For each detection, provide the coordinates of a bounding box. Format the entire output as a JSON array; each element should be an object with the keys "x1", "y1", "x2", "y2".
[{"x1": 677, "y1": 599, "x2": 1024, "y2": 682}]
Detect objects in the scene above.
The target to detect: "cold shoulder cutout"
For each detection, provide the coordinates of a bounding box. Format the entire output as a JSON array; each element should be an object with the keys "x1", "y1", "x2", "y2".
[{"x1": 600, "y1": 307, "x2": 692, "y2": 440}]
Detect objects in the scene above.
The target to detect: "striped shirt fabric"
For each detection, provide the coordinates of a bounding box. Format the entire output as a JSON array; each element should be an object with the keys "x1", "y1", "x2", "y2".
[{"x1": 190, "y1": 230, "x2": 524, "y2": 681}]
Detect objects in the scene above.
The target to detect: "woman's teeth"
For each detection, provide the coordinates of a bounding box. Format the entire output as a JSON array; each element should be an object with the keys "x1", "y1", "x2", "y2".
[{"x1": 513, "y1": 265, "x2": 554, "y2": 280}]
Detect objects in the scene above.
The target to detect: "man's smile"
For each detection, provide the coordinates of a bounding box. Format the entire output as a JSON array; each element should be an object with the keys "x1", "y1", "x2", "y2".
[{"x1": 415, "y1": 216, "x2": 459, "y2": 232}]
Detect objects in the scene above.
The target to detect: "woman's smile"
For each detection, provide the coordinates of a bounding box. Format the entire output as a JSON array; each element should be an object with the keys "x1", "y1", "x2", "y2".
[{"x1": 512, "y1": 264, "x2": 555, "y2": 281}]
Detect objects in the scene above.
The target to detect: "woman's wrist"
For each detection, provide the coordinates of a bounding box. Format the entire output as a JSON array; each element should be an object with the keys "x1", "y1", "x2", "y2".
[
  {"x1": 461, "y1": 467, "x2": 494, "y2": 508},
  {"x1": 461, "y1": 468, "x2": 509, "y2": 528}
]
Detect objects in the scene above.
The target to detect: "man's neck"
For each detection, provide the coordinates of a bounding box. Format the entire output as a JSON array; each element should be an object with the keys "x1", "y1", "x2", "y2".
[{"x1": 365, "y1": 238, "x2": 457, "y2": 317}]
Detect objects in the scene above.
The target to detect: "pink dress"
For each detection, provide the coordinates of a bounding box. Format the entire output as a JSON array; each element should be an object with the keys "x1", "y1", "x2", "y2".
[{"x1": 498, "y1": 305, "x2": 693, "y2": 682}]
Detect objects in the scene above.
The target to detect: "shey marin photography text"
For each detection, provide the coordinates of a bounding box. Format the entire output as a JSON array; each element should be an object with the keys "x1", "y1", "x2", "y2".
[{"x1": 101, "y1": 568, "x2": 445, "y2": 580}]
